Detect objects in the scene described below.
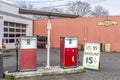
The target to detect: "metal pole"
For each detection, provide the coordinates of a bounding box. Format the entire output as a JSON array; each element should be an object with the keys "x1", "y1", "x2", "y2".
[
  {"x1": 45, "y1": 18, "x2": 51, "y2": 69},
  {"x1": 15, "y1": 40, "x2": 19, "y2": 71},
  {"x1": 0, "y1": 53, "x2": 3, "y2": 79},
  {"x1": 16, "y1": 46, "x2": 19, "y2": 71}
]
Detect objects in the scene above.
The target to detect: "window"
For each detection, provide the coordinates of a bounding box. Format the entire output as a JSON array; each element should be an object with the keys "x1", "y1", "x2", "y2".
[
  {"x1": 4, "y1": 28, "x2": 8, "y2": 32},
  {"x1": 22, "y1": 24, "x2": 26, "y2": 28},
  {"x1": 4, "y1": 34, "x2": 8, "y2": 37},
  {"x1": 22, "y1": 29, "x2": 26, "y2": 32},
  {"x1": 6, "y1": 39, "x2": 9, "y2": 43},
  {"x1": 3, "y1": 21, "x2": 27, "y2": 43},
  {"x1": 9, "y1": 22, "x2": 15, "y2": 27},
  {"x1": 16, "y1": 23, "x2": 21, "y2": 27},
  {"x1": 16, "y1": 34, "x2": 20, "y2": 37},
  {"x1": 22, "y1": 34, "x2": 26, "y2": 36},
  {"x1": 4, "y1": 21, "x2": 9, "y2": 26},
  {"x1": 16, "y1": 29, "x2": 20, "y2": 32},
  {"x1": 9, "y1": 34, "x2": 15, "y2": 37},
  {"x1": 9, "y1": 39, "x2": 15, "y2": 43},
  {"x1": 9, "y1": 28, "x2": 15, "y2": 32}
]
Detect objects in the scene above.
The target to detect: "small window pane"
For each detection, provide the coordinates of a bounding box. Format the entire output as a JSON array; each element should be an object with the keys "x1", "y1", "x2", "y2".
[
  {"x1": 4, "y1": 28, "x2": 8, "y2": 32},
  {"x1": 4, "y1": 34, "x2": 8, "y2": 37},
  {"x1": 9, "y1": 28, "x2": 15, "y2": 32},
  {"x1": 16, "y1": 34, "x2": 20, "y2": 37},
  {"x1": 22, "y1": 29, "x2": 26, "y2": 32},
  {"x1": 9, "y1": 34, "x2": 15, "y2": 37},
  {"x1": 16, "y1": 23, "x2": 20, "y2": 27},
  {"x1": 22, "y1": 24, "x2": 26, "y2": 28},
  {"x1": 22, "y1": 34, "x2": 26, "y2": 36},
  {"x1": 9, "y1": 22, "x2": 14, "y2": 27},
  {"x1": 9, "y1": 39, "x2": 15, "y2": 43},
  {"x1": 16, "y1": 29, "x2": 20, "y2": 32},
  {"x1": 4, "y1": 21, "x2": 9, "y2": 26},
  {"x1": 6, "y1": 39, "x2": 9, "y2": 43}
]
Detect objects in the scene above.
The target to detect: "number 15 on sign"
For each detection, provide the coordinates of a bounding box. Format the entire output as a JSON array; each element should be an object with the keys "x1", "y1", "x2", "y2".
[{"x1": 83, "y1": 55, "x2": 100, "y2": 70}]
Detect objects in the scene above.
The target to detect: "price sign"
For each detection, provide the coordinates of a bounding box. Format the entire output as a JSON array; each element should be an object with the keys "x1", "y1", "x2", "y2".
[{"x1": 83, "y1": 43, "x2": 100, "y2": 70}]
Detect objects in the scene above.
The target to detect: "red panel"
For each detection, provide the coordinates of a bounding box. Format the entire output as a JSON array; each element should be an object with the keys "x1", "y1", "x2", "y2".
[
  {"x1": 20, "y1": 49, "x2": 36, "y2": 71},
  {"x1": 60, "y1": 37, "x2": 65, "y2": 67},
  {"x1": 64, "y1": 48, "x2": 77, "y2": 67}
]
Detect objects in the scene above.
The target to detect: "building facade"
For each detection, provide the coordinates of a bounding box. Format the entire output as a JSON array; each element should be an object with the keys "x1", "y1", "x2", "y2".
[
  {"x1": 33, "y1": 16, "x2": 120, "y2": 52},
  {"x1": 0, "y1": 1, "x2": 33, "y2": 49}
]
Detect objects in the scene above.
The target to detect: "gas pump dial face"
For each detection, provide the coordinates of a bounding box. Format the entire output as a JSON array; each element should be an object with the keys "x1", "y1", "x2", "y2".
[
  {"x1": 69, "y1": 39, "x2": 72, "y2": 44},
  {"x1": 65, "y1": 37, "x2": 78, "y2": 48},
  {"x1": 26, "y1": 39, "x2": 30, "y2": 45},
  {"x1": 20, "y1": 37, "x2": 37, "y2": 49}
]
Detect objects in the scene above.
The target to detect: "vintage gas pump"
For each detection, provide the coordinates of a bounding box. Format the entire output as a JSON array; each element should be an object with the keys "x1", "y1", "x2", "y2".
[
  {"x1": 19, "y1": 36, "x2": 37, "y2": 71},
  {"x1": 60, "y1": 37, "x2": 78, "y2": 68}
]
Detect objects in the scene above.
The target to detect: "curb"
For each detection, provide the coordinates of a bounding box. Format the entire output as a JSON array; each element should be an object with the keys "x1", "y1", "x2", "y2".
[{"x1": 5, "y1": 66, "x2": 84, "y2": 79}]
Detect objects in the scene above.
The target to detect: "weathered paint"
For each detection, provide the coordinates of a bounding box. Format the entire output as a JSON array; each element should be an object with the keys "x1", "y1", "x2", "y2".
[{"x1": 33, "y1": 16, "x2": 120, "y2": 52}]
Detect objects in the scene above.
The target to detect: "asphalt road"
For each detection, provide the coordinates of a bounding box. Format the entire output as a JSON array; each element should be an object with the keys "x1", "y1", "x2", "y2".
[{"x1": 2, "y1": 49, "x2": 120, "y2": 80}]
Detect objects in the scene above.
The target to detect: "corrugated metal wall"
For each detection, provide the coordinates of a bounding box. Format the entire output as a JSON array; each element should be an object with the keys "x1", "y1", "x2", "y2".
[{"x1": 33, "y1": 16, "x2": 120, "y2": 52}]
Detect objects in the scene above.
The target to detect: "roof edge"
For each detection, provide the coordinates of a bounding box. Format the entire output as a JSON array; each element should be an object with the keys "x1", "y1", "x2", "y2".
[{"x1": 0, "y1": 1, "x2": 19, "y2": 8}]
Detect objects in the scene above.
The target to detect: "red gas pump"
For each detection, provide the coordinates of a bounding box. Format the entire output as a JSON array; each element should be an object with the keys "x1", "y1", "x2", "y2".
[
  {"x1": 60, "y1": 37, "x2": 78, "y2": 68},
  {"x1": 19, "y1": 36, "x2": 37, "y2": 71}
]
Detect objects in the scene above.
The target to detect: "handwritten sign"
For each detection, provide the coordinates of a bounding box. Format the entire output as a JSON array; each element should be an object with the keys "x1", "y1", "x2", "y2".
[{"x1": 83, "y1": 43, "x2": 100, "y2": 70}]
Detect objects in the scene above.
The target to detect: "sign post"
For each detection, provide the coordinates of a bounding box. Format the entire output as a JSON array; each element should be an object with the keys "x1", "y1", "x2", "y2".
[
  {"x1": 0, "y1": 52, "x2": 3, "y2": 79},
  {"x1": 83, "y1": 43, "x2": 100, "y2": 70},
  {"x1": 15, "y1": 40, "x2": 19, "y2": 71},
  {"x1": 45, "y1": 18, "x2": 52, "y2": 69}
]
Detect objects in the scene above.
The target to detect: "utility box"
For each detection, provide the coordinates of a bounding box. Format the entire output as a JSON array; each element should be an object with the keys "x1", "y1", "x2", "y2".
[
  {"x1": 60, "y1": 37, "x2": 78, "y2": 68},
  {"x1": 105, "y1": 43, "x2": 111, "y2": 52},
  {"x1": 19, "y1": 36, "x2": 37, "y2": 71}
]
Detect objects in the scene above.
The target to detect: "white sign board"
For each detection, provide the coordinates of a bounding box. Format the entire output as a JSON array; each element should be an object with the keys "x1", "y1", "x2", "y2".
[
  {"x1": 83, "y1": 43, "x2": 100, "y2": 70},
  {"x1": 20, "y1": 36, "x2": 37, "y2": 49}
]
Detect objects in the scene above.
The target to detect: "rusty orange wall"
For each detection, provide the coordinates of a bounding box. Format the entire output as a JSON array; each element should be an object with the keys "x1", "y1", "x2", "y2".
[{"x1": 33, "y1": 16, "x2": 120, "y2": 52}]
